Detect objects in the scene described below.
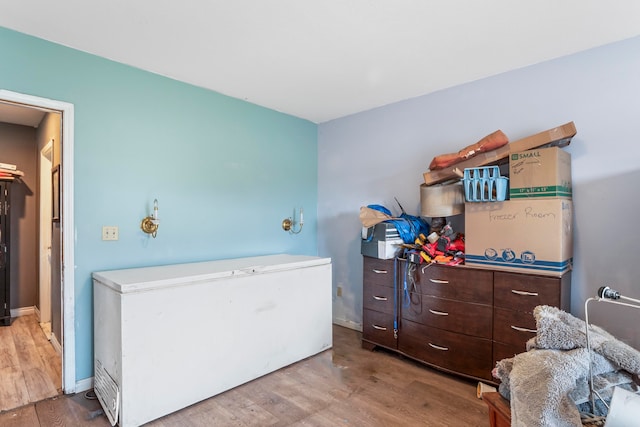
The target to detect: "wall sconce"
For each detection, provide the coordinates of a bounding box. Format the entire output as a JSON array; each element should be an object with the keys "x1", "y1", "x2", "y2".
[
  {"x1": 141, "y1": 198, "x2": 160, "y2": 238},
  {"x1": 282, "y1": 207, "x2": 304, "y2": 234}
]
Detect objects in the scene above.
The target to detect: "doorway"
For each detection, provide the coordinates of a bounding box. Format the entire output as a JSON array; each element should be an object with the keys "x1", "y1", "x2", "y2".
[
  {"x1": 39, "y1": 140, "x2": 53, "y2": 340},
  {"x1": 0, "y1": 90, "x2": 76, "y2": 394}
]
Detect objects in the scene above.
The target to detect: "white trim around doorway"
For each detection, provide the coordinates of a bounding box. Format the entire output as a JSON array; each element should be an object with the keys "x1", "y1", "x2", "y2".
[{"x1": 0, "y1": 89, "x2": 76, "y2": 393}]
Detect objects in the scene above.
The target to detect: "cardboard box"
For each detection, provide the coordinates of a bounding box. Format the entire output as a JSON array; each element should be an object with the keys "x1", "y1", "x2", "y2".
[
  {"x1": 361, "y1": 223, "x2": 404, "y2": 259},
  {"x1": 464, "y1": 199, "x2": 573, "y2": 276},
  {"x1": 423, "y1": 121, "x2": 576, "y2": 185},
  {"x1": 509, "y1": 146, "x2": 571, "y2": 199}
]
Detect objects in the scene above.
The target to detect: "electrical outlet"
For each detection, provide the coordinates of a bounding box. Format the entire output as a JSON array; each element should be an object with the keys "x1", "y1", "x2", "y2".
[
  {"x1": 102, "y1": 226, "x2": 119, "y2": 241},
  {"x1": 337, "y1": 286, "x2": 342, "y2": 297}
]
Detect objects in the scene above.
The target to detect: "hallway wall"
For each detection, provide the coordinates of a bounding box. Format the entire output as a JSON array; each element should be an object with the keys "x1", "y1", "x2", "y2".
[{"x1": 36, "y1": 112, "x2": 62, "y2": 341}]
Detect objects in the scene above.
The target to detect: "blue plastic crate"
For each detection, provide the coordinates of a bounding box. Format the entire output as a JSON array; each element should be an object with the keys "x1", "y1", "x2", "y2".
[{"x1": 463, "y1": 166, "x2": 508, "y2": 202}]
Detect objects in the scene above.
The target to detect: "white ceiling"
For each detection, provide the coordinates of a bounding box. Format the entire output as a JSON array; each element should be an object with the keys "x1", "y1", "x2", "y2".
[
  {"x1": 1, "y1": 1, "x2": 640, "y2": 123},
  {"x1": 0, "y1": 101, "x2": 46, "y2": 127}
]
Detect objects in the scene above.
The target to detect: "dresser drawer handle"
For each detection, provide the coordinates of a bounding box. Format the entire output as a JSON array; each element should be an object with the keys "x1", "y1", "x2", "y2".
[
  {"x1": 372, "y1": 324, "x2": 387, "y2": 331},
  {"x1": 428, "y1": 343, "x2": 449, "y2": 351},
  {"x1": 511, "y1": 289, "x2": 539, "y2": 296},
  {"x1": 429, "y1": 279, "x2": 449, "y2": 284},
  {"x1": 372, "y1": 269, "x2": 388, "y2": 274},
  {"x1": 511, "y1": 325, "x2": 537, "y2": 333},
  {"x1": 373, "y1": 296, "x2": 388, "y2": 301},
  {"x1": 428, "y1": 309, "x2": 449, "y2": 316}
]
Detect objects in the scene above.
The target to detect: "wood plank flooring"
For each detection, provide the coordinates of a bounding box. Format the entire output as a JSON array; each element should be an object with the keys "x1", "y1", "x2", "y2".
[
  {"x1": 0, "y1": 314, "x2": 61, "y2": 412},
  {"x1": 0, "y1": 324, "x2": 489, "y2": 426}
]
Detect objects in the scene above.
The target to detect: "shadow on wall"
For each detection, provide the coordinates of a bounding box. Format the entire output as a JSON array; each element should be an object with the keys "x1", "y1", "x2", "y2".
[
  {"x1": 572, "y1": 168, "x2": 640, "y2": 350},
  {"x1": 328, "y1": 212, "x2": 365, "y2": 329}
]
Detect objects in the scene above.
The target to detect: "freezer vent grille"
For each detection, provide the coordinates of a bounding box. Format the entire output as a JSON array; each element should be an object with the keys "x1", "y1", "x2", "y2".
[{"x1": 95, "y1": 359, "x2": 120, "y2": 426}]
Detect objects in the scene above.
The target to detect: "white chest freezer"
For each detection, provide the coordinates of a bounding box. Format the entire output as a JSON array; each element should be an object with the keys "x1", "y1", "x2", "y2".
[{"x1": 92, "y1": 254, "x2": 332, "y2": 427}]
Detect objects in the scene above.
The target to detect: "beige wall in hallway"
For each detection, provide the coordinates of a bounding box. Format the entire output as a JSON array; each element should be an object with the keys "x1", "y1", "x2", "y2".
[{"x1": 36, "y1": 112, "x2": 62, "y2": 342}]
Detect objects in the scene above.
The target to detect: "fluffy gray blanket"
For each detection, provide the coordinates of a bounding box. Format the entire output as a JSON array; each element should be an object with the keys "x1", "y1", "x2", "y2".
[{"x1": 493, "y1": 305, "x2": 640, "y2": 427}]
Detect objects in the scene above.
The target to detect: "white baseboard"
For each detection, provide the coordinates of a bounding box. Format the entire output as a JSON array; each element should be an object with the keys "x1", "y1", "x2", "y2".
[
  {"x1": 10, "y1": 306, "x2": 36, "y2": 317},
  {"x1": 50, "y1": 332, "x2": 62, "y2": 355},
  {"x1": 332, "y1": 318, "x2": 362, "y2": 332},
  {"x1": 75, "y1": 376, "x2": 94, "y2": 393}
]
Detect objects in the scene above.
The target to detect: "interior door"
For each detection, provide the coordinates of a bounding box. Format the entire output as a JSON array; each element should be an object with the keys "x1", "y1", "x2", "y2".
[{"x1": 39, "y1": 141, "x2": 53, "y2": 326}]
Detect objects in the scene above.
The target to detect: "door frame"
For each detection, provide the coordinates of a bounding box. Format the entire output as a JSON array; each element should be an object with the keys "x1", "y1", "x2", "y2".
[
  {"x1": 0, "y1": 89, "x2": 76, "y2": 393},
  {"x1": 39, "y1": 139, "x2": 53, "y2": 326}
]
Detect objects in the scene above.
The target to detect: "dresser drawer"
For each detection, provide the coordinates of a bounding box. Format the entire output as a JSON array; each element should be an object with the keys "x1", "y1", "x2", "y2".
[
  {"x1": 363, "y1": 283, "x2": 395, "y2": 314},
  {"x1": 402, "y1": 294, "x2": 492, "y2": 339},
  {"x1": 362, "y1": 309, "x2": 397, "y2": 349},
  {"x1": 493, "y1": 341, "x2": 528, "y2": 365},
  {"x1": 417, "y1": 264, "x2": 493, "y2": 304},
  {"x1": 493, "y1": 307, "x2": 537, "y2": 347},
  {"x1": 399, "y1": 320, "x2": 493, "y2": 380},
  {"x1": 363, "y1": 257, "x2": 395, "y2": 288},
  {"x1": 494, "y1": 272, "x2": 561, "y2": 311}
]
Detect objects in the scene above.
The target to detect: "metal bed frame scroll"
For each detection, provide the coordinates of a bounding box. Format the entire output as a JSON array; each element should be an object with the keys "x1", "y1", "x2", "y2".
[{"x1": 584, "y1": 286, "x2": 640, "y2": 416}]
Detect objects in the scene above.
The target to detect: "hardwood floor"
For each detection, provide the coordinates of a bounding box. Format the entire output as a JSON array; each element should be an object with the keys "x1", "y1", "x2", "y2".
[
  {"x1": 0, "y1": 314, "x2": 61, "y2": 412},
  {"x1": 0, "y1": 324, "x2": 489, "y2": 426}
]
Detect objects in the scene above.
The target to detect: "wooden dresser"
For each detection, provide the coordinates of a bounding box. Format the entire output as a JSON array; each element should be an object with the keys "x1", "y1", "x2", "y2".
[{"x1": 361, "y1": 256, "x2": 571, "y2": 384}]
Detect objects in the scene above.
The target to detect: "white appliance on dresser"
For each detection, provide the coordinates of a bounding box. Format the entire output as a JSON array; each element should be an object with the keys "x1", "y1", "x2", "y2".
[{"x1": 92, "y1": 254, "x2": 332, "y2": 427}]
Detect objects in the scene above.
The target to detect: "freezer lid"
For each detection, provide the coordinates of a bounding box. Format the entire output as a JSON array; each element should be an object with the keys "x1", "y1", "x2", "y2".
[{"x1": 92, "y1": 254, "x2": 331, "y2": 294}]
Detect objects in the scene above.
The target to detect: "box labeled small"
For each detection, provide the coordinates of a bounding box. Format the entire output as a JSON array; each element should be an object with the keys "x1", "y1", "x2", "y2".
[{"x1": 509, "y1": 146, "x2": 571, "y2": 199}]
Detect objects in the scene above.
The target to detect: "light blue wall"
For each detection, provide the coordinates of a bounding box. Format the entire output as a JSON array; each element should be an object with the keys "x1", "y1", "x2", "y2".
[
  {"x1": 319, "y1": 36, "x2": 640, "y2": 348},
  {"x1": 1, "y1": 27, "x2": 319, "y2": 382}
]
